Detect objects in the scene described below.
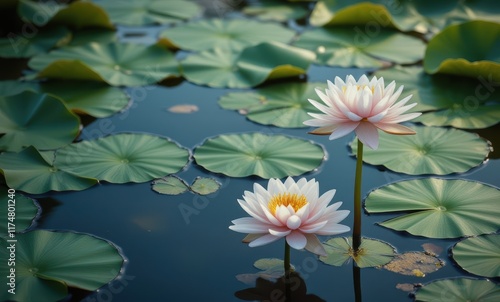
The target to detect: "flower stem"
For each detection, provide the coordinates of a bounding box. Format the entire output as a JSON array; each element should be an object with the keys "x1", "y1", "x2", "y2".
[
  {"x1": 353, "y1": 139, "x2": 363, "y2": 252},
  {"x1": 284, "y1": 240, "x2": 291, "y2": 275}
]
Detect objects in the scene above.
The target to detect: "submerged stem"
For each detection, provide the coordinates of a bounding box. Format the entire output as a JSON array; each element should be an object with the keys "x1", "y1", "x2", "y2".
[
  {"x1": 353, "y1": 139, "x2": 363, "y2": 252},
  {"x1": 284, "y1": 240, "x2": 291, "y2": 301}
]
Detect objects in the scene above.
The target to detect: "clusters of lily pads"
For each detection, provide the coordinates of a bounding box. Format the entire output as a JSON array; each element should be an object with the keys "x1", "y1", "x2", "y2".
[{"x1": 0, "y1": 0, "x2": 499, "y2": 301}]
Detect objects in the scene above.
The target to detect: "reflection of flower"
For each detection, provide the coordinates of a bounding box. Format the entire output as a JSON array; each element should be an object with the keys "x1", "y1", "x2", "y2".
[
  {"x1": 229, "y1": 177, "x2": 350, "y2": 256},
  {"x1": 304, "y1": 75, "x2": 421, "y2": 149}
]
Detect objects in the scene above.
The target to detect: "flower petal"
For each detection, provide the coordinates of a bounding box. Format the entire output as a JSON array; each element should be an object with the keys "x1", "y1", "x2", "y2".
[
  {"x1": 355, "y1": 122, "x2": 379, "y2": 149},
  {"x1": 328, "y1": 122, "x2": 359, "y2": 141},
  {"x1": 375, "y1": 123, "x2": 416, "y2": 135},
  {"x1": 304, "y1": 233, "x2": 327, "y2": 256},
  {"x1": 299, "y1": 220, "x2": 328, "y2": 233},
  {"x1": 316, "y1": 222, "x2": 351, "y2": 236},
  {"x1": 269, "y1": 227, "x2": 291, "y2": 237},
  {"x1": 286, "y1": 231, "x2": 307, "y2": 250},
  {"x1": 248, "y1": 234, "x2": 281, "y2": 247}
]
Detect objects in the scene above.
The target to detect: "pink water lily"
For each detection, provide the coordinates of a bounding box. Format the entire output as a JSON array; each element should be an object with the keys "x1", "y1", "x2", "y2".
[
  {"x1": 229, "y1": 177, "x2": 350, "y2": 256},
  {"x1": 304, "y1": 75, "x2": 421, "y2": 149}
]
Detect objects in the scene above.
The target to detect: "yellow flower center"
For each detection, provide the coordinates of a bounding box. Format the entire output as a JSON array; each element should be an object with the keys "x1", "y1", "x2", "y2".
[{"x1": 268, "y1": 193, "x2": 307, "y2": 215}]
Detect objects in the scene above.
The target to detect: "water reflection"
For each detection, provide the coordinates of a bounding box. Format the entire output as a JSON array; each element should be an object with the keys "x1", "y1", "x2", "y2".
[
  {"x1": 235, "y1": 272, "x2": 325, "y2": 302},
  {"x1": 353, "y1": 264, "x2": 362, "y2": 302}
]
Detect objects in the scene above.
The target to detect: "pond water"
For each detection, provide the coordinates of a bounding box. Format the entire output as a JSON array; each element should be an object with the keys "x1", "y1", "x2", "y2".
[{"x1": 2, "y1": 1, "x2": 500, "y2": 302}]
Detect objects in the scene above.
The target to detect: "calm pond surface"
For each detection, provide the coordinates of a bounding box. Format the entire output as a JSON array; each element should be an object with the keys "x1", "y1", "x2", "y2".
[{"x1": 3, "y1": 1, "x2": 500, "y2": 302}]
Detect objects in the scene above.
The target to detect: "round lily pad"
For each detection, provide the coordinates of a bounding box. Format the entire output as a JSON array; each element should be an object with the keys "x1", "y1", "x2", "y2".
[
  {"x1": 28, "y1": 42, "x2": 179, "y2": 86},
  {"x1": 0, "y1": 91, "x2": 80, "y2": 152},
  {"x1": 181, "y1": 42, "x2": 315, "y2": 88},
  {"x1": 243, "y1": 0, "x2": 309, "y2": 22},
  {"x1": 452, "y1": 234, "x2": 500, "y2": 278},
  {"x1": 92, "y1": 0, "x2": 201, "y2": 26},
  {"x1": 424, "y1": 20, "x2": 500, "y2": 82},
  {"x1": 0, "y1": 230, "x2": 125, "y2": 302},
  {"x1": 0, "y1": 27, "x2": 70, "y2": 58},
  {"x1": 293, "y1": 26, "x2": 425, "y2": 68},
  {"x1": 152, "y1": 176, "x2": 189, "y2": 195},
  {"x1": 218, "y1": 82, "x2": 325, "y2": 128},
  {"x1": 193, "y1": 132, "x2": 325, "y2": 179},
  {"x1": 54, "y1": 133, "x2": 190, "y2": 184},
  {"x1": 382, "y1": 252, "x2": 445, "y2": 277},
  {"x1": 0, "y1": 146, "x2": 98, "y2": 194},
  {"x1": 190, "y1": 177, "x2": 221, "y2": 195},
  {"x1": 365, "y1": 178, "x2": 500, "y2": 238},
  {"x1": 159, "y1": 18, "x2": 295, "y2": 51},
  {"x1": 374, "y1": 66, "x2": 500, "y2": 129},
  {"x1": 414, "y1": 278, "x2": 500, "y2": 302},
  {"x1": 350, "y1": 125, "x2": 492, "y2": 175},
  {"x1": 319, "y1": 237, "x2": 396, "y2": 268},
  {"x1": 0, "y1": 186, "x2": 40, "y2": 237}
]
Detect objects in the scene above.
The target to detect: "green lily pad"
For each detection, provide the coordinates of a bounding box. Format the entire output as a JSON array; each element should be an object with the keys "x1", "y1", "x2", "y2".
[
  {"x1": 0, "y1": 146, "x2": 98, "y2": 194},
  {"x1": 243, "y1": 0, "x2": 309, "y2": 22},
  {"x1": 320, "y1": 237, "x2": 396, "y2": 268},
  {"x1": 0, "y1": 27, "x2": 70, "y2": 58},
  {"x1": 0, "y1": 230, "x2": 124, "y2": 302},
  {"x1": 18, "y1": 0, "x2": 113, "y2": 29},
  {"x1": 193, "y1": 132, "x2": 325, "y2": 179},
  {"x1": 181, "y1": 42, "x2": 315, "y2": 88},
  {"x1": 190, "y1": 177, "x2": 221, "y2": 195},
  {"x1": 219, "y1": 82, "x2": 325, "y2": 128},
  {"x1": 152, "y1": 176, "x2": 189, "y2": 195},
  {"x1": 159, "y1": 18, "x2": 295, "y2": 51},
  {"x1": 414, "y1": 278, "x2": 500, "y2": 302},
  {"x1": 236, "y1": 258, "x2": 292, "y2": 284},
  {"x1": 424, "y1": 21, "x2": 500, "y2": 82},
  {"x1": 28, "y1": 42, "x2": 179, "y2": 86},
  {"x1": 54, "y1": 133, "x2": 190, "y2": 184},
  {"x1": 0, "y1": 91, "x2": 80, "y2": 152},
  {"x1": 92, "y1": 0, "x2": 201, "y2": 26},
  {"x1": 0, "y1": 80, "x2": 129, "y2": 118},
  {"x1": 68, "y1": 29, "x2": 117, "y2": 47},
  {"x1": 0, "y1": 186, "x2": 40, "y2": 237},
  {"x1": 293, "y1": 26, "x2": 425, "y2": 68},
  {"x1": 374, "y1": 66, "x2": 500, "y2": 129},
  {"x1": 382, "y1": 252, "x2": 445, "y2": 277},
  {"x1": 365, "y1": 178, "x2": 500, "y2": 238},
  {"x1": 350, "y1": 125, "x2": 492, "y2": 175},
  {"x1": 452, "y1": 234, "x2": 500, "y2": 278}
]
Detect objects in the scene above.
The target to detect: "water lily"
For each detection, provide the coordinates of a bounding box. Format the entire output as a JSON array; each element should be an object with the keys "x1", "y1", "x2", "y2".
[
  {"x1": 229, "y1": 177, "x2": 350, "y2": 257},
  {"x1": 304, "y1": 74, "x2": 421, "y2": 149}
]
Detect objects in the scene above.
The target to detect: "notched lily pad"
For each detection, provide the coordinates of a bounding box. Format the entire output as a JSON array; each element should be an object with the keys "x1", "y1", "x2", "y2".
[
  {"x1": 0, "y1": 27, "x2": 71, "y2": 58},
  {"x1": 350, "y1": 125, "x2": 492, "y2": 175},
  {"x1": 243, "y1": 0, "x2": 309, "y2": 22},
  {"x1": 54, "y1": 133, "x2": 190, "y2": 184},
  {"x1": 320, "y1": 237, "x2": 396, "y2": 268},
  {"x1": 193, "y1": 132, "x2": 325, "y2": 179},
  {"x1": 0, "y1": 186, "x2": 40, "y2": 237},
  {"x1": 218, "y1": 82, "x2": 326, "y2": 128},
  {"x1": 414, "y1": 278, "x2": 500, "y2": 302},
  {"x1": 181, "y1": 42, "x2": 315, "y2": 88},
  {"x1": 28, "y1": 42, "x2": 179, "y2": 86},
  {"x1": 159, "y1": 18, "x2": 295, "y2": 52},
  {"x1": 190, "y1": 177, "x2": 221, "y2": 195},
  {"x1": 152, "y1": 176, "x2": 189, "y2": 195},
  {"x1": 365, "y1": 178, "x2": 500, "y2": 238},
  {"x1": 383, "y1": 252, "x2": 445, "y2": 277},
  {"x1": 236, "y1": 258, "x2": 292, "y2": 285},
  {"x1": 452, "y1": 234, "x2": 500, "y2": 278}
]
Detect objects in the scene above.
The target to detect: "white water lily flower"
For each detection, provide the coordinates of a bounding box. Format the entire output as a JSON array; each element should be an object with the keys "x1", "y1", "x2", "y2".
[
  {"x1": 229, "y1": 177, "x2": 350, "y2": 256},
  {"x1": 304, "y1": 75, "x2": 421, "y2": 149}
]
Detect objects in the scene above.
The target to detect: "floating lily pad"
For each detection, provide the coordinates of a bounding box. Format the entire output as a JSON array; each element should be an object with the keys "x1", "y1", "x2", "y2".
[
  {"x1": 159, "y1": 18, "x2": 295, "y2": 51},
  {"x1": 374, "y1": 66, "x2": 500, "y2": 128},
  {"x1": 236, "y1": 258, "x2": 291, "y2": 285},
  {"x1": 0, "y1": 27, "x2": 70, "y2": 58},
  {"x1": 0, "y1": 91, "x2": 80, "y2": 152},
  {"x1": 424, "y1": 21, "x2": 500, "y2": 82},
  {"x1": 28, "y1": 42, "x2": 179, "y2": 86},
  {"x1": 190, "y1": 177, "x2": 221, "y2": 195},
  {"x1": 452, "y1": 234, "x2": 500, "y2": 278},
  {"x1": 18, "y1": 0, "x2": 113, "y2": 29},
  {"x1": 0, "y1": 186, "x2": 40, "y2": 237},
  {"x1": 350, "y1": 125, "x2": 491, "y2": 175},
  {"x1": 382, "y1": 252, "x2": 445, "y2": 277},
  {"x1": 92, "y1": 0, "x2": 201, "y2": 26},
  {"x1": 365, "y1": 178, "x2": 500, "y2": 238},
  {"x1": 0, "y1": 230, "x2": 124, "y2": 302},
  {"x1": 414, "y1": 278, "x2": 500, "y2": 302},
  {"x1": 152, "y1": 176, "x2": 188, "y2": 195},
  {"x1": 193, "y1": 132, "x2": 325, "y2": 179},
  {"x1": 320, "y1": 237, "x2": 396, "y2": 268},
  {"x1": 219, "y1": 82, "x2": 325, "y2": 128},
  {"x1": 68, "y1": 29, "x2": 117, "y2": 47},
  {"x1": 0, "y1": 146, "x2": 98, "y2": 194},
  {"x1": 181, "y1": 42, "x2": 315, "y2": 88},
  {"x1": 54, "y1": 133, "x2": 190, "y2": 184},
  {"x1": 243, "y1": 0, "x2": 309, "y2": 22},
  {"x1": 293, "y1": 26, "x2": 425, "y2": 68}
]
